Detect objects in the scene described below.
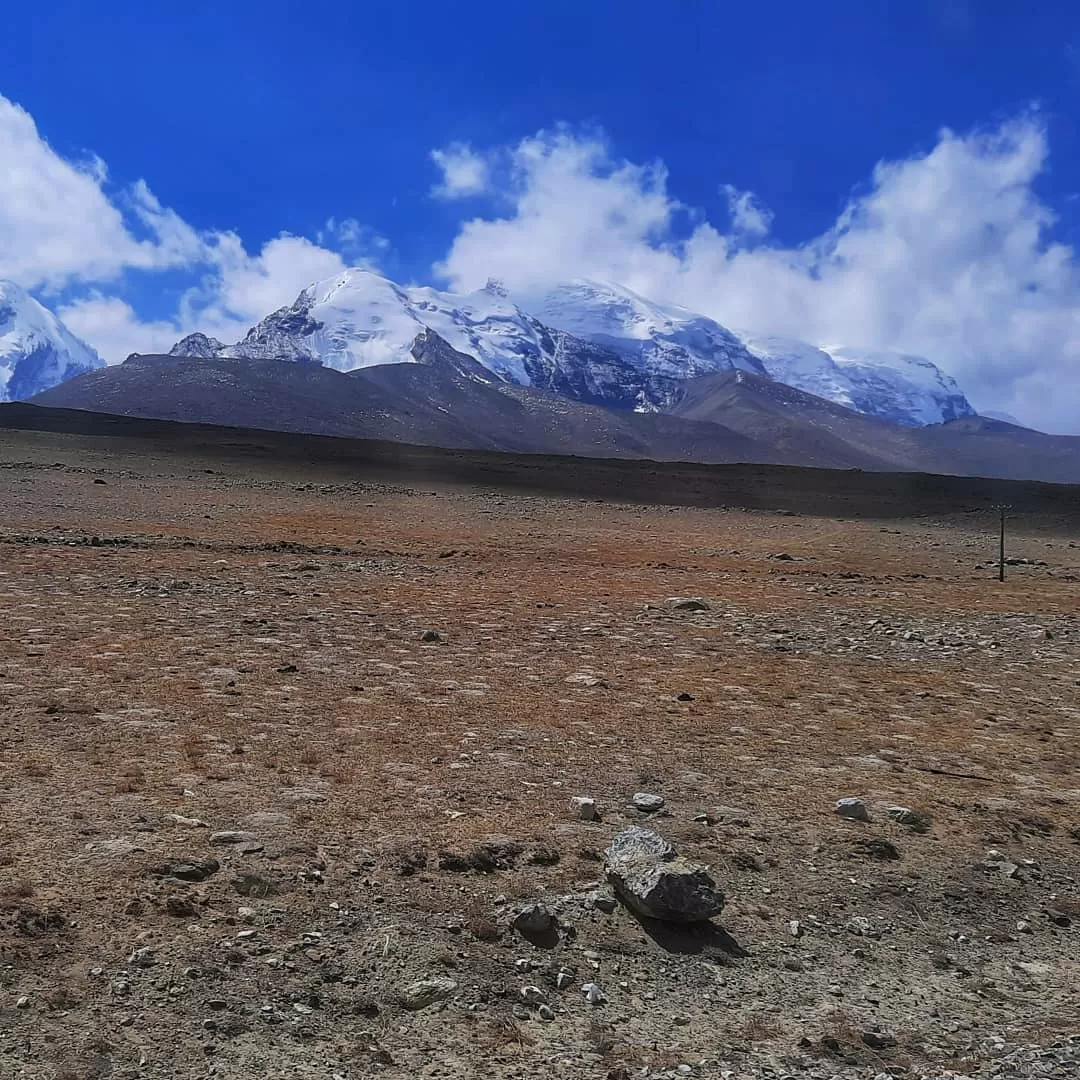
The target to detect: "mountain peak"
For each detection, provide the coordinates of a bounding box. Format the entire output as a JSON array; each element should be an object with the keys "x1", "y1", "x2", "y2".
[
  {"x1": 168, "y1": 332, "x2": 226, "y2": 358},
  {"x1": 0, "y1": 279, "x2": 103, "y2": 401},
  {"x1": 739, "y1": 334, "x2": 975, "y2": 426}
]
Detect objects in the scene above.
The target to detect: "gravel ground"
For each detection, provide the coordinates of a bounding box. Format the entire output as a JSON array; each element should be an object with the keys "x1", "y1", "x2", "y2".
[{"x1": 0, "y1": 429, "x2": 1077, "y2": 1079}]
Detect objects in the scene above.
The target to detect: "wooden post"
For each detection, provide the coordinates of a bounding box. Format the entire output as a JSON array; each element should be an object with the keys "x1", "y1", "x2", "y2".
[
  {"x1": 999, "y1": 505, "x2": 1005, "y2": 582},
  {"x1": 993, "y1": 503, "x2": 1011, "y2": 581}
]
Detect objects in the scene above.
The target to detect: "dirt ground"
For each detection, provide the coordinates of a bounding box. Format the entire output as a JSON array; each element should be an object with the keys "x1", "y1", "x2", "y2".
[{"x1": 0, "y1": 426, "x2": 1078, "y2": 1079}]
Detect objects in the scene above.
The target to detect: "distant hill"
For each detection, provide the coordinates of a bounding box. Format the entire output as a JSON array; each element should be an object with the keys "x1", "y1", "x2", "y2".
[{"x1": 28, "y1": 332, "x2": 1080, "y2": 484}]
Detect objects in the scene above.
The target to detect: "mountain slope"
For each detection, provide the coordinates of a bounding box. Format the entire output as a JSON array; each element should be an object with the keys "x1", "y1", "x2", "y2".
[
  {"x1": 32, "y1": 331, "x2": 1080, "y2": 482},
  {"x1": 32, "y1": 333, "x2": 776, "y2": 464},
  {"x1": 666, "y1": 368, "x2": 1080, "y2": 483},
  {"x1": 29, "y1": 351, "x2": 487, "y2": 448},
  {"x1": 665, "y1": 369, "x2": 921, "y2": 471},
  {"x1": 738, "y1": 333, "x2": 975, "y2": 426},
  {"x1": 0, "y1": 280, "x2": 103, "y2": 401}
]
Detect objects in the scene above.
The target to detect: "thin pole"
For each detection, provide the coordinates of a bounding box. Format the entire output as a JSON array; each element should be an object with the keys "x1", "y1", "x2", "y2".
[{"x1": 999, "y1": 505, "x2": 1006, "y2": 582}]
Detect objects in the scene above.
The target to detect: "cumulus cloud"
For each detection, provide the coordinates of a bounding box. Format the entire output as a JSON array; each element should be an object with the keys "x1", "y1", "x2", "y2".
[
  {"x1": 437, "y1": 119, "x2": 1080, "y2": 433},
  {"x1": 0, "y1": 97, "x2": 201, "y2": 289},
  {"x1": 430, "y1": 142, "x2": 491, "y2": 199},
  {"x1": 0, "y1": 92, "x2": 376, "y2": 364}
]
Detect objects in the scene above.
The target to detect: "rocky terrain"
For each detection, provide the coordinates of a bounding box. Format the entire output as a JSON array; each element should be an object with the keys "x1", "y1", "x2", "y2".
[{"x1": 0, "y1": 416, "x2": 1078, "y2": 1079}]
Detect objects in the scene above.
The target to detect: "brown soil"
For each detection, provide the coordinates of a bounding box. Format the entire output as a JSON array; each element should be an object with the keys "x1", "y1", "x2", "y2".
[{"x1": 0, "y1": 420, "x2": 1078, "y2": 1079}]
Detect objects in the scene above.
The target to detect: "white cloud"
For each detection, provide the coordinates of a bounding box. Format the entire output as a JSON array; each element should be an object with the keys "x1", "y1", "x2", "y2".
[
  {"x1": 58, "y1": 294, "x2": 180, "y2": 362},
  {"x1": 720, "y1": 184, "x2": 772, "y2": 237},
  {"x1": 437, "y1": 119, "x2": 1080, "y2": 433},
  {"x1": 54, "y1": 235, "x2": 351, "y2": 365},
  {"x1": 316, "y1": 217, "x2": 390, "y2": 261},
  {"x1": 430, "y1": 142, "x2": 490, "y2": 199},
  {"x1": 0, "y1": 92, "x2": 377, "y2": 364},
  {"x1": 0, "y1": 96, "x2": 201, "y2": 289},
  {"x1": 203, "y1": 232, "x2": 347, "y2": 327}
]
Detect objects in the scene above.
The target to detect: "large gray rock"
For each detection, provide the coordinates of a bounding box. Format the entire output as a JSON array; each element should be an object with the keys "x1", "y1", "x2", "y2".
[{"x1": 604, "y1": 826, "x2": 724, "y2": 923}]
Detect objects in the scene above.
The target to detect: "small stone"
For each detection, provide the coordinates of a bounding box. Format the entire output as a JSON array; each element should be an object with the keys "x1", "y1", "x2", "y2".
[
  {"x1": 536, "y1": 1004, "x2": 555, "y2": 1022},
  {"x1": 514, "y1": 958, "x2": 532, "y2": 973},
  {"x1": 789, "y1": 919, "x2": 803, "y2": 938},
  {"x1": 401, "y1": 978, "x2": 457, "y2": 1010},
  {"x1": 209, "y1": 831, "x2": 257, "y2": 846},
  {"x1": 861, "y1": 1030, "x2": 898, "y2": 1051},
  {"x1": 570, "y1": 796, "x2": 599, "y2": 821},
  {"x1": 512, "y1": 903, "x2": 556, "y2": 937},
  {"x1": 15, "y1": 996, "x2": 29, "y2": 1009},
  {"x1": 667, "y1": 597, "x2": 709, "y2": 612},
  {"x1": 590, "y1": 890, "x2": 618, "y2": 914},
  {"x1": 834, "y1": 797, "x2": 871, "y2": 823},
  {"x1": 149, "y1": 857, "x2": 220, "y2": 882},
  {"x1": 419, "y1": 629, "x2": 442, "y2": 643},
  {"x1": 883, "y1": 805, "x2": 931, "y2": 832},
  {"x1": 582, "y1": 982, "x2": 606, "y2": 1005},
  {"x1": 165, "y1": 896, "x2": 198, "y2": 917},
  {"x1": 555, "y1": 971, "x2": 573, "y2": 990},
  {"x1": 564, "y1": 672, "x2": 608, "y2": 688},
  {"x1": 518, "y1": 985, "x2": 546, "y2": 1005},
  {"x1": 168, "y1": 813, "x2": 208, "y2": 828},
  {"x1": 631, "y1": 792, "x2": 665, "y2": 813}
]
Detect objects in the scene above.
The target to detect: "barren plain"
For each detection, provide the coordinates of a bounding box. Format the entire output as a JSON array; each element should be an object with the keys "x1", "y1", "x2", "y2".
[{"x1": 1, "y1": 414, "x2": 1078, "y2": 1080}]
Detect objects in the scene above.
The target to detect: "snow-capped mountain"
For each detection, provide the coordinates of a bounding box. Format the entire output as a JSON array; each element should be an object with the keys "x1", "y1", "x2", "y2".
[
  {"x1": 213, "y1": 269, "x2": 683, "y2": 409},
  {"x1": 737, "y1": 334, "x2": 975, "y2": 427},
  {"x1": 524, "y1": 280, "x2": 767, "y2": 380},
  {"x1": 0, "y1": 280, "x2": 103, "y2": 402},
  {"x1": 157, "y1": 267, "x2": 976, "y2": 427}
]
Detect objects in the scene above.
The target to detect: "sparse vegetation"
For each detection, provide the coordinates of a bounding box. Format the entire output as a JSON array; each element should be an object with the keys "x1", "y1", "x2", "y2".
[{"x1": 0, "y1": 426, "x2": 1078, "y2": 1077}]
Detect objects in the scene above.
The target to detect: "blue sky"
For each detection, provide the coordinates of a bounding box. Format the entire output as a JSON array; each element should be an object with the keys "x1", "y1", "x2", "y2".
[{"x1": 2, "y1": 1, "x2": 1080, "y2": 429}]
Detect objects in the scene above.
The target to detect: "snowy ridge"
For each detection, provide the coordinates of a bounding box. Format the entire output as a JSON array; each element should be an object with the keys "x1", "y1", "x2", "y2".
[
  {"x1": 154, "y1": 267, "x2": 978, "y2": 428},
  {"x1": 221, "y1": 270, "x2": 684, "y2": 408},
  {"x1": 737, "y1": 334, "x2": 975, "y2": 427},
  {"x1": 525, "y1": 280, "x2": 767, "y2": 379},
  {"x1": 0, "y1": 280, "x2": 102, "y2": 401},
  {"x1": 231, "y1": 271, "x2": 543, "y2": 383}
]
